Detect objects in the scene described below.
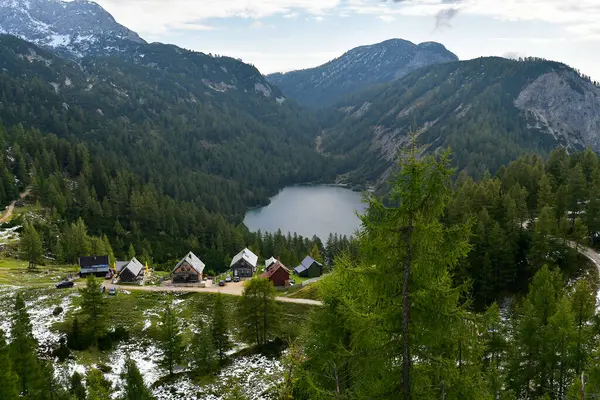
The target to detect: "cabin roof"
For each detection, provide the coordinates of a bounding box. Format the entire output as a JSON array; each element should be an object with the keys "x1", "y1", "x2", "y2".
[
  {"x1": 173, "y1": 252, "x2": 205, "y2": 274},
  {"x1": 265, "y1": 256, "x2": 277, "y2": 270},
  {"x1": 115, "y1": 261, "x2": 129, "y2": 272},
  {"x1": 79, "y1": 255, "x2": 109, "y2": 268},
  {"x1": 260, "y1": 261, "x2": 289, "y2": 279},
  {"x1": 294, "y1": 255, "x2": 322, "y2": 274},
  {"x1": 230, "y1": 248, "x2": 258, "y2": 268},
  {"x1": 119, "y1": 257, "x2": 144, "y2": 277}
]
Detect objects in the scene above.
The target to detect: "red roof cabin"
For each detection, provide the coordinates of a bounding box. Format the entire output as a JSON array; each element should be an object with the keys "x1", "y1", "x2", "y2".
[{"x1": 260, "y1": 261, "x2": 290, "y2": 287}]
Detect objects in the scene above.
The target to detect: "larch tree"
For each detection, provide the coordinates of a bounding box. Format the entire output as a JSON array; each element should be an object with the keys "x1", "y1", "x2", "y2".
[
  {"x1": 211, "y1": 292, "x2": 231, "y2": 363},
  {"x1": 70, "y1": 371, "x2": 86, "y2": 400},
  {"x1": 64, "y1": 218, "x2": 91, "y2": 263},
  {"x1": 190, "y1": 321, "x2": 216, "y2": 376},
  {"x1": 19, "y1": 222, "x2": 43, "y2": 270},
  {"x1": 238, "y1": 277, "x2": 281, "y2": 346},
  {"x1": 9, "y1": 292, "x2": 40, "y2": 396},
  {"x1": 0, "y1": 329, "x2": 19, "y2": 400},
  {"x1": 127, "y1": 243, "x2": 136, "y2": 260},
  {"x1": 80, "y1": 275, "x2": 107, "y2": 345},
  {"x1": 121, "y1": 357, "x2": 155, "y2": 400},
  {"x1": 357, "y1": 148, "x2": 472, "y2": 399},
  {"x1": 569, "y1": 279, "x2": 596, "y2": 375},
  {"x1": 507, "y1": 265, "x2": 563, "y2": 398},
  {"x1": 86, "y1": 369, "x2": 112, "y2": 400},
  {"x1": 158, "y1": 301, "x2": 183, "y2": 376}
]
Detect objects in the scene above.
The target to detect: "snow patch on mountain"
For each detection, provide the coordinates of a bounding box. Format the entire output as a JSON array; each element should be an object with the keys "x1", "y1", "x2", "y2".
[{"x1": 0, "y1": 0, "x2": 146, "y2": 58}]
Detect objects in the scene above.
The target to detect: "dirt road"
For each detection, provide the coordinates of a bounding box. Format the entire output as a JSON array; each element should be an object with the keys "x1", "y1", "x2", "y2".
[
  {"x1": 576, "y1": 244, "x2": 600, "y2": 268},
  {"x1": 99, "y1": 281, "x2": 323, "y2": 306},
  {"x1": 0, "y1": 188, "x2": 32, "y2": 223}
]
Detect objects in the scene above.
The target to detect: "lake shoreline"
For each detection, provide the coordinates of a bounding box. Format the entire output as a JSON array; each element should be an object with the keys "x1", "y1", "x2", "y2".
[{"x1": 243, "y1": 185, "x2": 366, "y2": 240}]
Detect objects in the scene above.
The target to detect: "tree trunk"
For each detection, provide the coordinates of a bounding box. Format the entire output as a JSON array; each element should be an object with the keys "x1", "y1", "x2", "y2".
[{"x1": 402, "y1": 218, "x2": 413, "y2": 400}]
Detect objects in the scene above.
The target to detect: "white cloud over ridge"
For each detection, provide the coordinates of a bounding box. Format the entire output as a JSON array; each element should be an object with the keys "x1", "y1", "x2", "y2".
[{"x1": 96, "y1": 0, "x2": 600, "y2": 40}]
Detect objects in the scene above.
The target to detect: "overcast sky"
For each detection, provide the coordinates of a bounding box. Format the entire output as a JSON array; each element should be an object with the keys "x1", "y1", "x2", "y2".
[{"x1": 95, "y1": 0, "x2": 600, "y2": 80}]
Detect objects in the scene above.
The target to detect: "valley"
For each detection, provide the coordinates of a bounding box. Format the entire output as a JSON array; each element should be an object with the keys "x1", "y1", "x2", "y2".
[{"x1": 0, "y1": 0, "x2": 599, "y2": 399}]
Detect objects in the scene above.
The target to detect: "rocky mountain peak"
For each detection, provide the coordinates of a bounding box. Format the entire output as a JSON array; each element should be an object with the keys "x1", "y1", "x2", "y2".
[
  {"x1": 0, "y1": 0, "x2": 145, "y2": 58},
  {"x1": 266, "y1": 38, "x2": 458, "y2": 107}
]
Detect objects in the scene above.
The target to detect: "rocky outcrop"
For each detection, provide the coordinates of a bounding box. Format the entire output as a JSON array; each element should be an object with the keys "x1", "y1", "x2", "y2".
[{"x1": 515, "y1": 71, "x2": 600, "y2": 153}]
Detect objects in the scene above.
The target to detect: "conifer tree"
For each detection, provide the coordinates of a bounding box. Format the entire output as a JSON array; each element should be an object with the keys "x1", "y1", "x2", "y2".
[
  {"x1": 103, "y1": 234, "x2": 115, "y2": 265},
  {"x1": 64, "y1": 218, "x2": 91, "y2": 263},
  {"x1": 158, "y1": 301, "x2": 182, "y2": 376},
  {"x1": 238, "y1": 277, "x2": 281, "y2": 346},
  {"x1": 70, "y1": 371, "x2": 86, "y2": 400},
  {"x1": 548, "y1": 296, "x2": 575, "y2": 398},
  {"x1": 308, "y1": 244, "x2": 324, "y2": 265},
  {"x1": 507, "y1": 266, "x2": 563, "y2": 398},
  {"x1": 211, "y1": 293, "x2": 231, "y2": 363},
  {"x1": 0, "y1": 329, "x2": 19, "y2": 400},
  {"x1": 19, "y1": 222, "x2": 43, "y2": 270},
  {"x1": 86, "y1": 369, "x2": 112, "y2": 400},
  {"x1": 10, "y1": 292, "x2": 40, "y2": 396},
  {"x1": 570, "y1": 280, "x2": 596, "y2": 375},
  {"x1": 537, "y1": 174, "x2": 554, "y2": 211},
  {"x1": 127, "y1": 243, "x2": 136, "y2": 260},
  {"x1": 482, "y1": 303, "x2": 511, "y2": 399},
  {"x1": 189, "y1": 321, "x2": 216, "y2": 376},
  {"x1": 530, "y1": 206, "x2": 556, "y2": 269},
  {"x1": 121, "y1": 357, "x2": 154, "y2": 400},
  {"x1": 80, "y1": 275, "x2": 107, "y2": 345}
]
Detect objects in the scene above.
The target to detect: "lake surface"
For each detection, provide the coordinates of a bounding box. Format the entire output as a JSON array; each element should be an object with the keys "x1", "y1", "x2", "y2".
[{"x1": 244, "y1": 185, "x2": 367, "y2": 240}]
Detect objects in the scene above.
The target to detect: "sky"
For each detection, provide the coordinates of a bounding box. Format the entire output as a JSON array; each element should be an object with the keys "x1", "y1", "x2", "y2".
[{"x1": 94, "y1": 0, "x2": 600, "y2": 81}]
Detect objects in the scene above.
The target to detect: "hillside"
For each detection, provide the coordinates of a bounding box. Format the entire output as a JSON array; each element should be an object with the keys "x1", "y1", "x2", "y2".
[
  {"x1": 0, "y1": 34, "x2": 331, "y2": 215},
  {"x1": 320, "y1": 56, "x2": 600, "y2": 185},
  {"x1": 0, "y1": 33, "x2": 341, "y2": 266},
  {"x1": 267, "y1": 39, "x2": 458, "y2": 108}
]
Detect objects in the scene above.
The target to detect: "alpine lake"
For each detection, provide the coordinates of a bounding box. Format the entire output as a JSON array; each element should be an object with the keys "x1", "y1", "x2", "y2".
[{"x1": 243, "y1": 185, "x2": 367, "y2": 240}]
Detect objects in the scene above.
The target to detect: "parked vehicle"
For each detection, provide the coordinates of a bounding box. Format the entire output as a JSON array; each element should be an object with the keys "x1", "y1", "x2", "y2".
[
  {"x1": 219, "y1": 280, "x2": 225, "y2": 287},
  {"x1": 109, "y1": 287, "x2": 117, "y2": 296},
  {"x1": 105, "y1": 271, "x2": 113, "y2": 280},
  {"x1": 233, "y1": 276, "x2": 240, "y2": 283},
  {"x1": 290, "y1": 279, "x2": 295, "y2": 285},
  {"x1": 225, "y1": 275, "x2": 232, "y2": 283},
  {"x1": 55, "y1": 281, "x2": 74, "y2": 289}
]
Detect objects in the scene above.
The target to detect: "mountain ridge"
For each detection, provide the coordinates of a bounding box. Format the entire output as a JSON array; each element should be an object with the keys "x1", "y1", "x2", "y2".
[
  {"x1": 0, "y1": 0, "x2": 145, "y2": 58},
  {"x1": 267, "y1": 38, "x2": 458, "y2": 107},
  {"x1": 319, "y1": 56, "x2": 600, "y2": 185}
]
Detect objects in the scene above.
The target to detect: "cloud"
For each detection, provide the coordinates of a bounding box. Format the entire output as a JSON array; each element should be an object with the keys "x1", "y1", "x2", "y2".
[
  {"x1": 168, "y1": 22, "x2": 216, "y2": 31},
  {"x1": 378, "y1": 15, "x2": 395, "y2": 22},
  {"x1": 95, "y1": 0, "x2": 341, "y2": 36},
  {"x1": 435, "y1": 7, "x2": 459, "y2": 29},
  {"x1": 502, "y1": 51, "x2": 525, "y2": 60},
  {"x1": 93, "y1": 0, "x2": 600, "y2": 42}
]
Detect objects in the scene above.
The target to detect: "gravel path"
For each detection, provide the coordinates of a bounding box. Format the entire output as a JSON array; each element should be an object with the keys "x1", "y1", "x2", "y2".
[{"x1": 84, "y1": 280, "x2": 323, "y2": 306}]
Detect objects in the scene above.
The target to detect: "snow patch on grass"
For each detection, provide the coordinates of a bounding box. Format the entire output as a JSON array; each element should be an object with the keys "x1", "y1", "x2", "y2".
[
  {"x1": 153, "y1": 354, "x2": 282, "y2": 400},
  {"x1": 104, "y1": 341, "x2": 163, "y2": 398}
]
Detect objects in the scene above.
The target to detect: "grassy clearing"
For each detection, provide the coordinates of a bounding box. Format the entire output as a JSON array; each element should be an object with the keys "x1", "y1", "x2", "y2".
[
  {"x1": 284, "y1": 283, "x2": 322, "y2": 301},
  {"x1": 0, "y1": 258, "x2": 78, "y2": 285}
]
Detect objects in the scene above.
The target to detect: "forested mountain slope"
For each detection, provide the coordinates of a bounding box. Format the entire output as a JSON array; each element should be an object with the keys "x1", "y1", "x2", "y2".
[
  {"x1": 320, "y1": 56, "x2": 600, "y2": 185},
  {"x1": 0, "y1": 34, "x2": 333, "y2": 216},
  {"x1": 267, "y1": 39, "x2": 458, "y2": 107},
  {"x1": 0, "y1": 33, "x2": 342, "y2": 267}
]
